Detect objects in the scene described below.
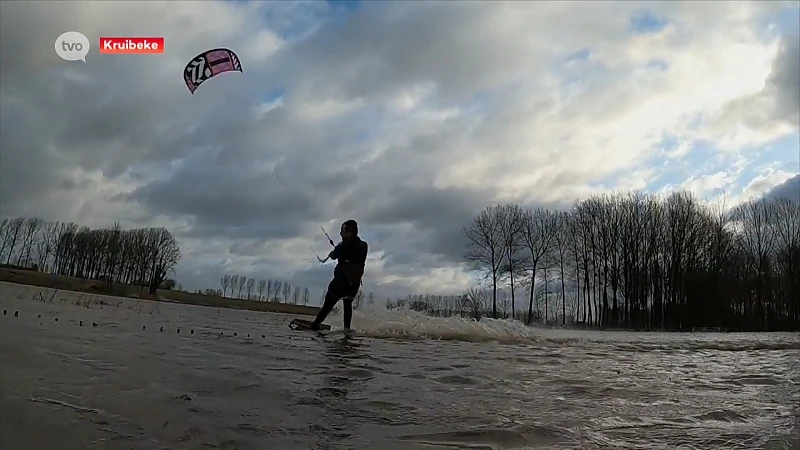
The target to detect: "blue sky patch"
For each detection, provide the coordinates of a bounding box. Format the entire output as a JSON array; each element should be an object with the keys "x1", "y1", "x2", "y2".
[
  {"x1": 644, "y1": 59, "x2": 669, "y2": 71},
  {"x1": 327, "y1": 0, "x2": 361, "y2": 13},
  {"x1": 263, "y1": 87, "x2": 286, "y2": 104},
  {"x1": 756, "y1": 4, "x2": 800, "y2": 36},
  {"x1": 629, "y1": 9, "x2": 669, "y2": 34},
  {"x1": 769, "y1": 132, "x2": 800, "y2": 166},
  {"x1": 566, "y1": 48, "x2": 591, "y2": 64},
  {"x1": 324, "y1": 0, "x2": 362, "y2": 26},
  {"x1": 742, "y1": 132, "x2": 800, "y2": 177},
  {"x1": 679, "y1": 140, "x2": 723, "y2": 173},
  {"x1": 458, "y1": 90, "x2": 492, "y2": 113}
]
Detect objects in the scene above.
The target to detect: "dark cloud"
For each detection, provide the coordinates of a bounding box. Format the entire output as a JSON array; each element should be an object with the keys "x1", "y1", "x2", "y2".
[
  {"x1": 355, "y1": 184, "x2": 489, "y2": 263},
  {"x1": 764, "y1": 174, "x2": 800, "y2": 202},
  {"x1": 272, "y1": 2, "x2": 561, "y2": 104},
  {"x1": 769, "y1": 33, "x2": 800, "y2": 123}
]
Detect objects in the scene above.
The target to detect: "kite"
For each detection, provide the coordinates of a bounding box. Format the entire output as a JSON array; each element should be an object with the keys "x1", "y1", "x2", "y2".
[{"x1": 183, "y1": 48, "x2": 242, "y2": 94}]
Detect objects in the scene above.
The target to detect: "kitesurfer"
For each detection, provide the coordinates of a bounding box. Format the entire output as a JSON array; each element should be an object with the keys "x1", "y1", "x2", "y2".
[{"x1": 309, "y1": 220, "x2": 368, "y2": 331}]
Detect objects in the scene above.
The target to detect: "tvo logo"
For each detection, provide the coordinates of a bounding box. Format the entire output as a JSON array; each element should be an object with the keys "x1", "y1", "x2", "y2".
[{"x1": 55, "y1": 31, "x2": 90, "y2": 62}]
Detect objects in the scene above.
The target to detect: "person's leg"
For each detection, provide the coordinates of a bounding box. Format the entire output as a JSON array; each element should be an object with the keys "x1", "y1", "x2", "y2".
[
  {"x1": 342, "y1": 297, "x2": 353, "y2": 330},
  {"x1": 341, "y1": 284, "x2": 360, "y2": 330},
  {"x1": 311, "y1": 280, "x2": 341, "y2": 329}
]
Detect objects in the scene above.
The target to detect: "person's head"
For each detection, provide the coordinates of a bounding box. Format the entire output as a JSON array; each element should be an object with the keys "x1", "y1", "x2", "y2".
[{"x1": 340, "y1": 219, "x2": 358, "y2": 240}]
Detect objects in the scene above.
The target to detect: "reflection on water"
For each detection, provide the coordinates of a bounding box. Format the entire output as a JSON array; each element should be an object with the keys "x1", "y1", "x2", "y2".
[
  {"x1": 1, "y1": 282, "x2": 798, "y2": 450},
  {"x1": 312, "y1": 337, "x2": 368, "y2": 446}
]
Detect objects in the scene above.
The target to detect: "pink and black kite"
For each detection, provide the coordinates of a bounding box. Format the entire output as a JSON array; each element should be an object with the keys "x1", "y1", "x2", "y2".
[{"x1": 184, "y1": 48, "x2": 242, "y2": 94}]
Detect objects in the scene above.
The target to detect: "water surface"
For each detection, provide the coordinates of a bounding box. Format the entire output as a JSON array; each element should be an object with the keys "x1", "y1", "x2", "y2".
[{"x1": 1, "y1": 282, "x2": 798, "y2": 449}]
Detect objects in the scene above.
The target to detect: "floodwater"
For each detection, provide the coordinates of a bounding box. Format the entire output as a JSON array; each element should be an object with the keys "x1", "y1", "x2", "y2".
[{"x1": 1, "y1": 282, "x2": 798, "y2": 450}]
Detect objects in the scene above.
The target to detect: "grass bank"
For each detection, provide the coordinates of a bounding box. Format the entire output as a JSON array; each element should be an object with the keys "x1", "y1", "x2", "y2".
[{"x1": 0, "y1": 268, "x2": 321, "y2": 317}]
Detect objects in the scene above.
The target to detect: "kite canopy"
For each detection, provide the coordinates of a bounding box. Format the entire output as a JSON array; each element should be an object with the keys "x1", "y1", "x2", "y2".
[{"x1": 184, "y1": 48, "x2": 242, "y2": 94}]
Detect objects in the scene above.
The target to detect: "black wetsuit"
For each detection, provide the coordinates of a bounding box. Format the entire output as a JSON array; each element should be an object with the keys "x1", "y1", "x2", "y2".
[{"x1": 311, "y1": 237, "x2": 368, "y2": 329}]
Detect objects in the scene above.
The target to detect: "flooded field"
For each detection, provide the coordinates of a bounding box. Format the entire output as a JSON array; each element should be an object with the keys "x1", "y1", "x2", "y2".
[{"x1": 1, "y1": 282, "x2": 798, "y2": 450}]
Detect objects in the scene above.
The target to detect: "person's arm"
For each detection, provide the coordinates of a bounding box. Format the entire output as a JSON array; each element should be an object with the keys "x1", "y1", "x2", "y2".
[{"x1": 328, "y1": 243, "x2": 342, "y2": 260}]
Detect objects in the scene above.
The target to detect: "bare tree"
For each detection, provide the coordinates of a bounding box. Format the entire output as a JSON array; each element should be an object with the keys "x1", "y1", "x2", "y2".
[
  {"x1": 463, "y1": 205, "x2": 508, "y2": 318},
  {"x1": 270, "y1": 280, "x2": 282, "y2": 301},
  {"x1": 230, "y1": 275, "x2": 240, "y2": 297},
  {"x1": 2, "y1": 217, "x2": 25, "y2": 264},
  {"x1": 498, "y1": 290, "x2": 511, "y2": 318},
  {"x1": 265, "y1": 279, "x2": 274, "y2": 300},
  {"x1": 461, "y1": 287, "x2": 491, "y2": 320},
  {"x1": 292, "y1": 286, "x2": 301, "y2": 304},
  {"x1": 145, "y1": 228, "x2": 181, "y2": 295},
  {"x1": 771, "y1": 198, "x2": 800, "y2": 324},
  {"x1": 519, "y1": 208, "x2": 557, "y2": 324},
  {"x1": 246, "y1": 277, "x2": 255, "y2": 300},
  {"x1": 303, "y1": 287, "x2": 310, "y2": 305},
  {"x1": 282, "y1": 281, "x2": 291, "y2": 303},
  {"x1": 133, "y1": 227, "x2": 182, "y2": 295},
  {"x1": 0, "y1": 219, "x2": 8, "y2": 258},
  {"x1": 236, "y1": 275, "x2": 246, "y2": 299},
  {"x1": 221, "y1": 274, "x2": 231, "y2": 297},
  {"x1": 102, "y1": 222, "x2": 122, "y2": 287},
  {"x1": 35, "y1": 220, "x2": 61, "y2": 272},
  {"x1": 551, "y1": 211, "x2": 571, "y2": 325},
  {"x1": 499, "y1": 204, "x2": 526, "y2": 319},
  {"x1": 733, "y1": 198, "x2": 777, "y2": 329},
  {"x1": 17, "y1": 217, "x2": 43, "y2": 267},
  {"x1": 257, "y1": 279, "x2": 267, "y2": 301}
]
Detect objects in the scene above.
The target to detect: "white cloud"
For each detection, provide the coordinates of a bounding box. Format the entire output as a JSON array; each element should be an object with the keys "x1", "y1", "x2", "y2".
[
  {"x1": 742, "y1": 168, "x2": 797, "y2": 199},
  {"x1": 680, "y1": 171, "x2": 737, "y2": 197}
]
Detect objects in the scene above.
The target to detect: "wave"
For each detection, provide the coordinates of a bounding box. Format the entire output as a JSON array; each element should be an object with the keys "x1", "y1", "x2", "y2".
[
  {"x1": 329, "y1": 306, "x2": 544, "y2": 344},
  {"x1": 325, "y1": 306, "x2": 800, "y2": 351}
]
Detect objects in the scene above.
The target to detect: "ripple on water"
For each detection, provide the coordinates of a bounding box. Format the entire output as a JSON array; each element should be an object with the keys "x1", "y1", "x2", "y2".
[
  {"x1": 232, "y1": 383, "x2": 262, "y2": 392},
  {"x1": 723, "y1": 374, "x2": 784, "y2": 386},
  {"x1": 339, "y1": 367, "x2": 375, "y2": 379},
  {"x1": 363, "y1": 400, "x2": 416, "y2": 412},
  {"x1": 397, "y1": 424, "x2": 576, "y2": 449},
  {"x1": 691, "y1": 409, "x2": 748, "y2": 423},
  {"x1": 431, "y1": 374, "x2": 479, "y2": 386}
]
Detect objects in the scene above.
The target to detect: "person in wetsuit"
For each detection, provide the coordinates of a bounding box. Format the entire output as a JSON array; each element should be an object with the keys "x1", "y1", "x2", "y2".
[{"x1": 309, "y1": 220, "x2": 368, "y2": 331}]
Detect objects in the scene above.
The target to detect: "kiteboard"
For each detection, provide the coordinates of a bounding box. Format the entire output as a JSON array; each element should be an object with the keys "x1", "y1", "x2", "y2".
[{"x1": 289, "y1": 318, "x2": 331, "y2": 332}]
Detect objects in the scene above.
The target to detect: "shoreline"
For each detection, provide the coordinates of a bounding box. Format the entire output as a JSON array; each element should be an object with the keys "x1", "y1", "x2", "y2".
[{"x1": 0, "y1": 268, "x2": 321, "y2": 317}]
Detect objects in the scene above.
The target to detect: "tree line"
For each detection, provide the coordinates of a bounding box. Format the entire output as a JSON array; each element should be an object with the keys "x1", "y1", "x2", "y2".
[
  {"x1": 216, "y1": 274, "x2": 312, "y2": 305},
  {"x1": 215, "y1": 274, "x2": 377, "y2": 308},
  {"x1": 0, "y1": 217, "x2": 181, "y2": 295},
  {"x1": 4, "y1": 189, "x2": 797, "y2": 333},
  {"x1": 385, "y1": 291, "x2": 529, "y2": 322},
  {"x1": 460, "y1": 192, "x2": 799, "y2": 331},
  {"x1": 0, "y1": 215, "x2": 378, "y2": 309},
  {"x1": 385, "y1": 292, "x2": 483, "y2": 319}
]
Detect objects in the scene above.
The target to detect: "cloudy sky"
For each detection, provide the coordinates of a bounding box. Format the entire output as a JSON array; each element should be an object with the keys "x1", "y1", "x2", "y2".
[{"x1": 1, "y1": 1, "x2": 798, "y2": 303}]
